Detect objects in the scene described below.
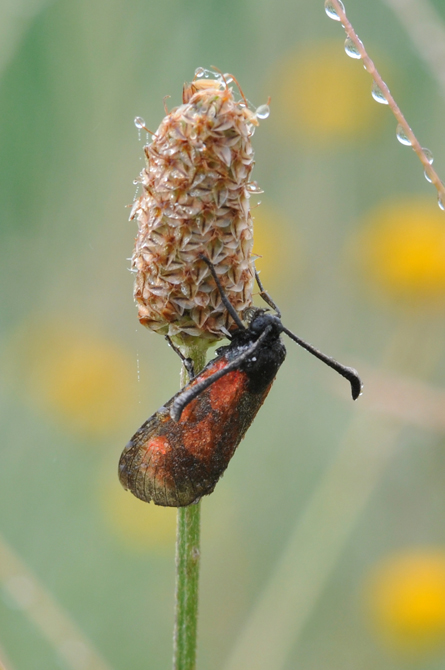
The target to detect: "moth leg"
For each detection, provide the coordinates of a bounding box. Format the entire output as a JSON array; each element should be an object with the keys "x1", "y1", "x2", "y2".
[
  {"x1": 254, "y1": 268, "x2": 281, "y2": 318},
  {"x1": 165, "y1": 336, "x2": 195, "y2": 378}
]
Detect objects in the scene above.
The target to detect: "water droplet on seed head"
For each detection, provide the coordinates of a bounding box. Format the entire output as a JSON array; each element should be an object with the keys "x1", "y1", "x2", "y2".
[
  {"x1": 134, "y1": 116, "x2": 146, "y2": 129},
  {"x1": 255, "y1": 104, "x2": 270, "y2": 120}
]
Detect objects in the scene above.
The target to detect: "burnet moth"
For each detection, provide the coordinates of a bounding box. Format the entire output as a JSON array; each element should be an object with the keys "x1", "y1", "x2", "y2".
[{"x1": 119, "y1": 256, "x2": 362, "y2": 507}]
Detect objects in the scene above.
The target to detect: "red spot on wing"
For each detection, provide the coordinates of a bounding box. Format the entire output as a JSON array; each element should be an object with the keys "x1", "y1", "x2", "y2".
[
  {"x1": 178, "y1": 358, "x2": 228, "y2": 423},
  {"x1": 147, "y1": 435, "x2": 170, "y2": 459},
  {"x1": 177, "y1": 366, "x2": 249, "y2": 463},
  {"x1": 182, "y1": 422, "x2": 214, "y2": 453},
  {"x1": 208, "y1": 368, "x2": 246, "y2": 411}
]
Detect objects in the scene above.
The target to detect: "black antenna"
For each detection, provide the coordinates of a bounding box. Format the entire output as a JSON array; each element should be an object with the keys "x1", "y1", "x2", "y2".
[
  {"x1": 198, "y1": 256, "x2": 362, "y2": 400},
  {"x1": 282, "y1": 326, "x2": 362, "y2": 400},
  {"x1": 170, "y1": 326, "x2": 272, "y2": 421},
  {"x1": 255, "y1": 269, "x2": 281, "y2": 317},
  {"x1": 199, "y1": 255, "x2": 245, "y2": 330}
]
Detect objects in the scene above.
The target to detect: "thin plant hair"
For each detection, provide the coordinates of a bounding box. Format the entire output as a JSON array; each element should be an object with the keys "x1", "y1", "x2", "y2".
[{"x1": 327, "y1": 0, "x2": 445, "y2": 209}]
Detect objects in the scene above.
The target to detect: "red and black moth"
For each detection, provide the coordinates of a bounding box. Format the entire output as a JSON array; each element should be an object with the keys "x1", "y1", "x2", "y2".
[{"x1": 119, "y1": 257, "x2": 362, "y2": 507}]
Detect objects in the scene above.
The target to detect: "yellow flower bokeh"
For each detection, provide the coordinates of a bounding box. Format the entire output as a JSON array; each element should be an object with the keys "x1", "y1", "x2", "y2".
[
  {"x1": 4, "y1": 319, "x2": 138, "y2": 438},
  {"x1": 252, "y1": 202, "x2": 301, "y2": 291},
  {"x1": 352, "y1": 198, "x2": 445, "y2": 303},
  {"x1": 365, "y1": 550, "x2": 445, "y2": 652},
  {"x1": 101, "y1": 474, "x2": 176, "y2": 552},
  {"x1": 270, "y1": 41, "x2": 383, "y2": 142}
]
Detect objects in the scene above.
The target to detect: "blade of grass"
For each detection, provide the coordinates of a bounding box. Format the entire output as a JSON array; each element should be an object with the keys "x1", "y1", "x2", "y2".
[
  {"x1": 223, "y1": 413, "x2": 401, "y2": 670},
  {"x1": 382, "y1": 0, "x2": 445, "y2": 101},
  {"x1": 0, "y1": 533, "x2": 113, "y2": 670}
]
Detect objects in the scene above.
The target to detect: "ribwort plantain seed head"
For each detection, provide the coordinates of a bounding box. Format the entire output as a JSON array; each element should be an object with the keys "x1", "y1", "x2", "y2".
[{"x1": 131, "y1": 69, "x2": 267, "y2": 346}]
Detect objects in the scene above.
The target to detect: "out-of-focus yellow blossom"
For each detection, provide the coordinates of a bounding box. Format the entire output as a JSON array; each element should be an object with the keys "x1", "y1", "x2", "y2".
[
  {"x1": 270, "y1": 42, "x2": 383, "y2": 142},
  {"x1": 5, "y1": 319, "x2": 138, "y2": 437},
  {"x1": 252, "y1": 202, "x2": 301, "y2": 291},
  {"x1": 365, "y1": 550, "x2": 445, "y2": 652},
  {"x1": 101, "y1": 475, "x2": 176, "y2": 551},
  {"x1": 352, "y1": 198, "x2": 445, "y2": 302}
]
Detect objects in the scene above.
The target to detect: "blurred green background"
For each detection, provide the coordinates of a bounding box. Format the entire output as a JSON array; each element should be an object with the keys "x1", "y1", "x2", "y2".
[{"x1": 2, "y1": 0, "x2": 445, "y2": 668}]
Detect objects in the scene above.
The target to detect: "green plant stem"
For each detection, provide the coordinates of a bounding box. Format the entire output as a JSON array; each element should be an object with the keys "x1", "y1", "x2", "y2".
[
  {"x1": 173, "y1": 343, "x2": 207, "y2": 670},
  {"x1": 174, "y1": 503, "x2": 201, "y2": 670}
]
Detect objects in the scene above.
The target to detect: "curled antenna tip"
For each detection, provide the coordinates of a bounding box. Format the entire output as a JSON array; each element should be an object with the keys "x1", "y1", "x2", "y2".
[{"x1": 347, "y1": 367, "x2": 363, "y2": 400}]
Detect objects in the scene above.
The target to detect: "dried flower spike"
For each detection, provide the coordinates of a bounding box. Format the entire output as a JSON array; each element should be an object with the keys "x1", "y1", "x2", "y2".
[{"x1": 131, "y1": 68, "x2": 268, "y2": 345}]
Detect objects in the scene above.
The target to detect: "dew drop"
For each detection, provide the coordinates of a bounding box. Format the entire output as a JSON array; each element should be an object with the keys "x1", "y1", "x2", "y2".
[
  {"x1": 438, "y1": 195, "x2": 444, "y2": 211},
  {"x1": 324, "y1": 0, "x2": 345, "y2": 21},
  {"x1": 197, "y1": 68, "x2": 217, "y2": 80},
  {"x1": 396, "y1": 123, "x2": 412, "y2": 146},
  {"x1": 246, "y1": 181, "x2": 264, "y2": 194},
  {"x1": 423, "y1": 149, "x2": 434, "y2": 182},
  {"x1": 344, "y1": 37, "x2": 361, "y2": 59},
  {"x1": 371, "y1": 82, "x2": 388, "y2": 104},
  {"x1": 422, "y1": 147, "x2": 434, "y2": 164},
  {"x1": 255, "y1": 104, "x2": 270, "y2": 120},
  {"x1": 223, "y1": 73, "x2": 234, "y2": 84},
  {"x1": 134, "y1": 116, "x2": 146, "y2": 129}
]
